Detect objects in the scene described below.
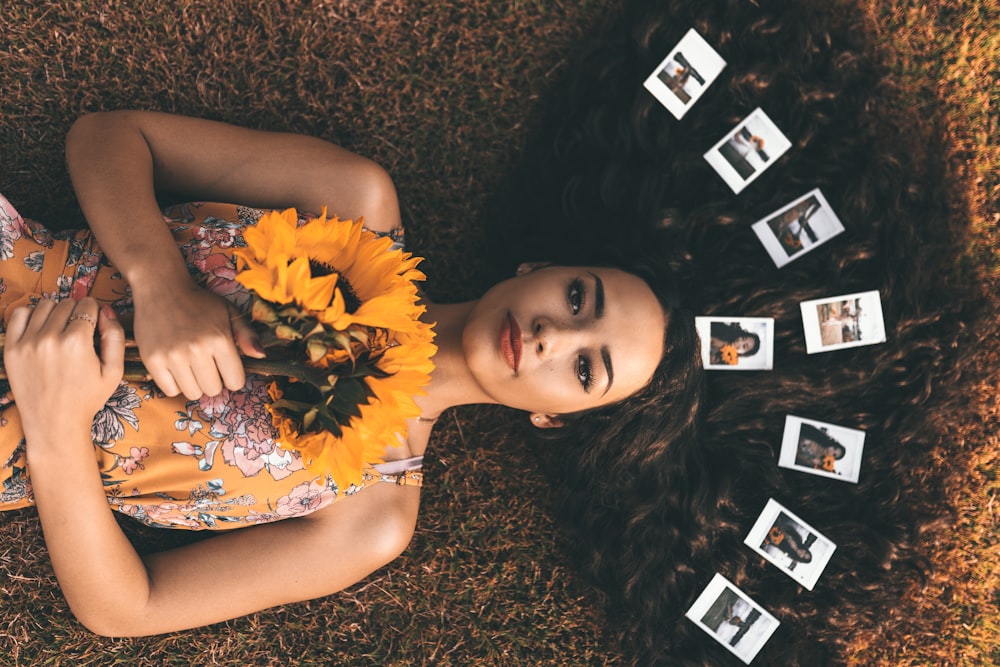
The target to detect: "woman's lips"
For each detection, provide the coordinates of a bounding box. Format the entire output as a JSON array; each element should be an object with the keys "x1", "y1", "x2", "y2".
[{"x1": 499, "y1": 312, "x2": 523, "y2": 372}]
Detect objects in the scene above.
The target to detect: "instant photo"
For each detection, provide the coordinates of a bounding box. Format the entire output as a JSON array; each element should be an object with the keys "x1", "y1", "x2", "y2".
[
  {"x1": 686, "y1": 573, "x2": 780, "y2": 664},
  {"x1": 778, "y1": 415, "x2": 866, "y2": 483},
  {"x1": 643, "y1": 29, "x2": 726, "y2": 119},
  {"x1": 800, "y1": 290, "x2": 886, "y2": 353},
  {"x1": 695, "y1": 316, "x2": 774, "y2": 370},
  {"x1": 744, "y1": 499, "x2": 837, "y2": 591},
  {"x1": 752, "y1": 189, "x2": 845, "y2": 267},
  {"x1": 704, "y1": 108, "x2": 792, "y2": 194}
]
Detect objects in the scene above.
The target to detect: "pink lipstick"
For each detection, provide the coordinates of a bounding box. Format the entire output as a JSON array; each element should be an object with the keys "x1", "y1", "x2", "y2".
[{"x1": 499, "y1": 312, "x2": 523, "y2": 372}]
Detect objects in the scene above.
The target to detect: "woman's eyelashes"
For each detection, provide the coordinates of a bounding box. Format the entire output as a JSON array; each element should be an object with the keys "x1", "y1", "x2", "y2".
[
  {"x1": 568, "y1": 278, "x2": 595, "y2": 391},
  {"x1": 568, "y1": 278, "x2": 586, "y2": 315},
  {"x1": 577, "y1": 354, "x2": 594, "y2": 391}
]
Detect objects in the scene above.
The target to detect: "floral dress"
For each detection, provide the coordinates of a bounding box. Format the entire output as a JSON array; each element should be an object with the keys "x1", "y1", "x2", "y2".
[{"x1": 0, "y1": 194, "x2": 420, "y2": 530}]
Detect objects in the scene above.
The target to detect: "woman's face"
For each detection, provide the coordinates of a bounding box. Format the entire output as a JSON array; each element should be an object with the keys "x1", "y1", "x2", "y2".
[
  {"x1": 734, "y1": 335, "x2": 756, "y2": 354},
  {"x1": 462, "y1": 265, "x2": 666, "y2": 416}
]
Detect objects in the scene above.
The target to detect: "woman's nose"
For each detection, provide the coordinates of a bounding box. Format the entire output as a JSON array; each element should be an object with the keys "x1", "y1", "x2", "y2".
[{"x1": 533, "y1": 319, "x2": 582, "y2": 357}]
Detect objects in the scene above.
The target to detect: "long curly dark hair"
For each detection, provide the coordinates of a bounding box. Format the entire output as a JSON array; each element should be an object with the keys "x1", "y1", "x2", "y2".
[{"x1": 486, "y1": 0, "x2": 987, "y2": 664}]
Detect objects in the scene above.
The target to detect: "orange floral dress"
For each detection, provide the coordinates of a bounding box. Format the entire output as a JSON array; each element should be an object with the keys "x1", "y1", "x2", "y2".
[{"x1": 0, "y1": 195, "x2": 420, "y2": 530}]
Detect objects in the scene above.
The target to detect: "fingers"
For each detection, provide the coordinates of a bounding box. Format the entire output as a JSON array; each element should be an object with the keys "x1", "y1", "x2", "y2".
[
  {"x1": 212, "y1": 341, "x2": 247, "y2": 395},
  {"x1": 142, "y1": 333, "x2": 245, "y2": 400},
  {"x1": 229, "y1": 306, "x2": 266, "y2": 359},
  {"x1": 98, "y1": 304, "x2": 125, "y2": 381},
  {"x1": 131, "y1": 292, "x2": 256, "y2": 400},
  {"x1": 65, "y1": 297, "x2": 100, "y2": 333},
  {"x1": 8, "y1": 298, "x2": 96, "y2": 342}
]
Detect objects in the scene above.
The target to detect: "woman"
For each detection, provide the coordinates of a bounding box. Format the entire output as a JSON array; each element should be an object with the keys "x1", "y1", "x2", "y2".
[
  {"x1": 708, "y1": 321, "x2": 761, "y2": 365},
  {"x1": 2, "y1": 0, "x2": 988, "y2": 664},
  {"x1": 0, "y1": 110, "x2": 697, "y2": 637},
  {"x1": 796, "y1": 423, "x2": 847, "y2": 472}
]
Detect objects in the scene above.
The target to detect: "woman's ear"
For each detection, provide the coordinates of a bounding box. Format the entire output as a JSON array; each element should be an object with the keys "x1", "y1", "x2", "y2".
[
  {"x1": 529, "y1": 412, "x2": 565, "y2": 429},
  {"x1": 515, "y1": 261, "x2": 551, "y2": 276}
]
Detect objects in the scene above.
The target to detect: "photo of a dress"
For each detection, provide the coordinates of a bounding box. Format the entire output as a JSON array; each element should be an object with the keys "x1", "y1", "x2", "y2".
[
  {"x1": 686, "y1": 573, "x2": 780, "y2": 664},
  {"x1": 752, "y1": 188, "x2": 846, "y2": 267},
  {"x1": 800, "y1": 290, "x2": 886, "y2": 353},
  {"x1": 778, "y1": 415, "x2": 865, "y2": 483},
  {"x1": 643, "y1": 28, "x2": 726, "y2": 119},
  {"x1": 744, "y1": 499, "x2": 837, "y2": 590},
  {"x1": 704, "y1": 108, "x2": 792, "y2": 193},
  {"x1": 696, "y1": 316, "x2": 774, "y2": 370}
]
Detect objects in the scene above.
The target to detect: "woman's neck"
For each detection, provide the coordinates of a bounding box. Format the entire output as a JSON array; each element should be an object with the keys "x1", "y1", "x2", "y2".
[{"x1": 414, "y1": 301, "x2": 495, "y2": 419}]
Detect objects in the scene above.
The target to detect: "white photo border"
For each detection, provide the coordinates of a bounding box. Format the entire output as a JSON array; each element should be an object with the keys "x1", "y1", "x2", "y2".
[
  {"x1": 778, "y1": 415, "x2": 865, "y2": 483},
  {"x1": 752, "y1": 188, "x2": 845, "y2": 268},
  {"x1": 703, "y1": 108, "x2": 792, "y2": 194},
  {"x1": 695, "y1": 316, "x2": 775, "y2": 371},
  {"x1": 685, "y1": 573, "x2": 780, "y2": 665},
  {"x1": 643, "y1": 28, "x2": 727, "y2": 120},
  {"x1": 800, "y1": 290, "x2": 886, "y2": 354},
  {"x1": 743, "y1": 499, "x2": 837, "y2": 591}
]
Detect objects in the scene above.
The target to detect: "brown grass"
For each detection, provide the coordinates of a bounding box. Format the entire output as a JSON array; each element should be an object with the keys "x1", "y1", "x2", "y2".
[{"x1": 1, "y1": 1, "x2": 997, "y2": 665}]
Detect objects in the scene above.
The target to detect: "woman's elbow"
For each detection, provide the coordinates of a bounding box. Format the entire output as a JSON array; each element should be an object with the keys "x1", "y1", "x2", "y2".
[
  {"x1": 342, "y1": 159, "x2": 402, "y2": 235},
  {"x1": 368, "y1": 497, "x2": 419, "y2": 567},
  {"x1": 71, "y1": 606, "x2": 145, "y2": 638}
]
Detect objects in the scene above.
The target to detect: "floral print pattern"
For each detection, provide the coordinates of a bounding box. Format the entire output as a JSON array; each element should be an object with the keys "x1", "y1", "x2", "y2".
[
  {"x1": 0, "y1": 199, "x2": 421, "y2": 530},
  {"x1": 92, "y1": 383, "x2": 143, "y2": 445}
]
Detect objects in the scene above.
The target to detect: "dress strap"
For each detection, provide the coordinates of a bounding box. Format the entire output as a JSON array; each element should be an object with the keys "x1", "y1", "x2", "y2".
[
  {"x1": 373, "y1": 455, "x2": 423, "y2": 475},
  {"x1": 348, "y1": 456, "x2": 423, "y2": 492}
]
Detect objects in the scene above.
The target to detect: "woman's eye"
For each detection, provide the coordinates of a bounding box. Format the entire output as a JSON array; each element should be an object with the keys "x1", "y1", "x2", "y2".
[
  {"x1": 576, "y1": 355, "x2": 593, "y2": 391},
  {"x1": 568, "y1": 279, "x2": 585, "y2": 315}
]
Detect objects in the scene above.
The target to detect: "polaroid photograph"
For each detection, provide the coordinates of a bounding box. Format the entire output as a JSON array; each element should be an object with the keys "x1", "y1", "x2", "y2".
[
  {"x1": 744, "y1": 499, "x2": 837, "y2": 591},
  {"x1": 800, "y1": 290, "x2": 886, "y2": 354},
  {"x1": 778, "y1": 415, "x2": 866, "y2": 483},
  {"x1": 752, "y1": 189, "x2": 846, "y2": 267},
  {"x1": 685, "y1": 573, "x2": 780, "y2": 664},
  {"x1": 696, "y1": 316, "x2": 774, "y2": 370},
  {"x1": 704, "y1": 108, "x2": 792, "y2": 194},
  {"x1": 643, "y1": 29, "x2": 727, "y2": 120}
]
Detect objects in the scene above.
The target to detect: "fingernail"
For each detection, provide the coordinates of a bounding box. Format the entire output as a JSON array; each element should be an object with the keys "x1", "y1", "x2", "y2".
[{"x1": 101, "y1": 304, "x2": 118, "y2": 320}]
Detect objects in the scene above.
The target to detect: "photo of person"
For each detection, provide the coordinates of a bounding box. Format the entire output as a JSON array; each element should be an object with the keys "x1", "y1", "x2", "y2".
[
  {"x1": 686, "y1": 573, "x2": 780, "y2": 664},
  {"x1": 800, "y1": 290, "x2": 887, "y2": 353},
  {"x1": 704, "y1": 108, "x2": 792, "y2": 193},
  {"x1": 744, "y1": 499, "x2": 837, "y2": 590},
  {"x1": 778, "y1": 415, "x2": 866, "y2": 483},
  {"x1": 696, "y1": 316, "x2": 775, "y2": 370},
  {"x1": 752, "y1": 188, "x2": 846, "y2": 267},
  {"x1": 643, "y1": 28, "x2": 726, "y2": 119}
]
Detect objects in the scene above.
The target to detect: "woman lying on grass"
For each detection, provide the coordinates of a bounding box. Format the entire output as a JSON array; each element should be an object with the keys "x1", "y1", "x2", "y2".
[
  {"x1": 0, "y1": 109, "x2": 700, "y2": 637},
  {"x1": 0, "y1": 0, "x2": 988, "y2": 663}
]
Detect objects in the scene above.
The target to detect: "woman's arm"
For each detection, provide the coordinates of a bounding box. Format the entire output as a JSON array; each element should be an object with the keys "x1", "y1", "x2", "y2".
[
  {"x1": 65, "y1": 111, "x2": 402, "y2": 400},
  {"x1": 4, "y1": 298, "x2": 419, "y2": 635}
]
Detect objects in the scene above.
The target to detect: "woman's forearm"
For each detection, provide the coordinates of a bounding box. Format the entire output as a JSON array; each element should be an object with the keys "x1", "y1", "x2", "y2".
[{"x1": 27, "y1": 431, "x2": 155, "y2": 635}]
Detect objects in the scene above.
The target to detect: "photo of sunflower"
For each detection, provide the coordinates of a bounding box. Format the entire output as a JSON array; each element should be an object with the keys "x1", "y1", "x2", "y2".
[{"x1": 233, "y1": 208, "x2": 436, "y2": 489}]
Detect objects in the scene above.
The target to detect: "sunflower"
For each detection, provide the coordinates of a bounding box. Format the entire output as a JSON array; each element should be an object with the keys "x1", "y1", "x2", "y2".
[
  {"x1": 720, "y1": 344, "x2": 739, "y2": 365},
  {"x1": 234, "y1": 208, "x2": 436, "y2": 489}
]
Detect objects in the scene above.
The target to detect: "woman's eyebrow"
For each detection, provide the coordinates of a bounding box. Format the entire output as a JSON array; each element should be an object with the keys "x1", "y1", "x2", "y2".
[
  {"x1": 601, "y1": 346, "x2": 614, "y2": 396},
  {"x1": 588, "y1": 272, "x2": 605, "y2": 319}
]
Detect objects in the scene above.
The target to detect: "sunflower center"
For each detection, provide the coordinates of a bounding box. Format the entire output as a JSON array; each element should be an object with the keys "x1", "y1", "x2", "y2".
[{"x1": 309, "y1": 259, "x2": 361, "y2": 313}]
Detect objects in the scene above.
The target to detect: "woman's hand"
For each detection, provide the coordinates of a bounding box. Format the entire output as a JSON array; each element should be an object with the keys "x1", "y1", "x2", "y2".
[
  {"x1": 4, "y1": 297, "x2": 124, "y2": 445},
  {"x1": 131, "y1": 280, "x2": 263, "y2": 400}
]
